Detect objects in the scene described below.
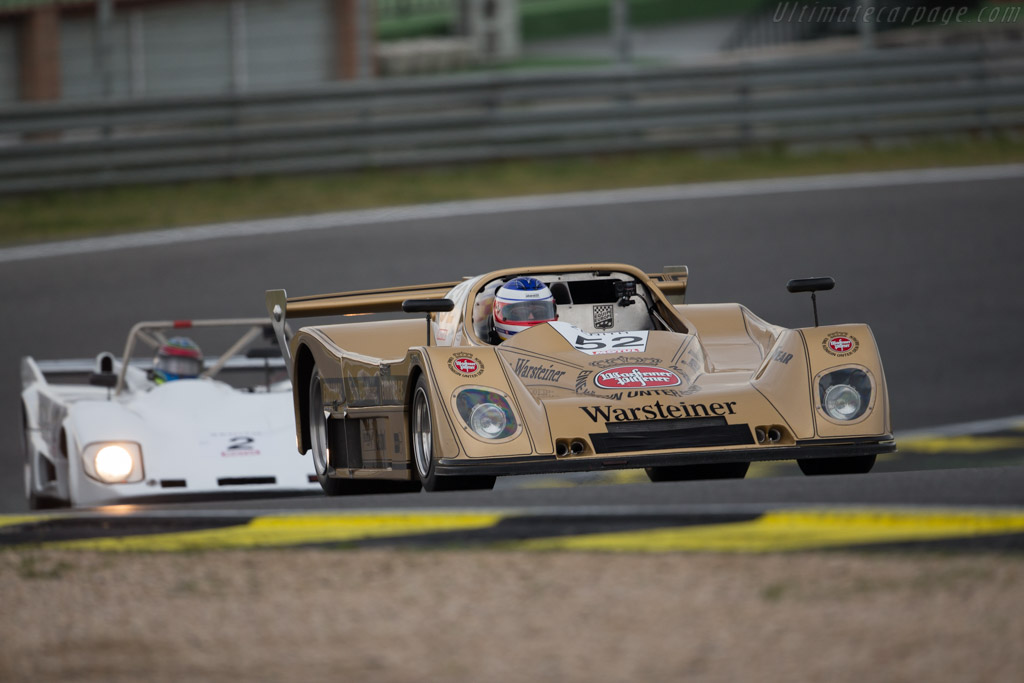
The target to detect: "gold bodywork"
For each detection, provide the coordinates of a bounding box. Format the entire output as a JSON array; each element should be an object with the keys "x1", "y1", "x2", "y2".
[{"x1": 267, "y1": 263, "x2": 893, "y2": 483}]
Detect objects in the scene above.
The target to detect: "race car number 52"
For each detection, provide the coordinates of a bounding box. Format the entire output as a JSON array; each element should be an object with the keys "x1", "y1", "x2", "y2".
[
  {"x1": 575, "y1": 334, "x2": 643, "y2": 351},
  {"x1": 550, "y1": 322, "x2": 649, "y2": 355}
]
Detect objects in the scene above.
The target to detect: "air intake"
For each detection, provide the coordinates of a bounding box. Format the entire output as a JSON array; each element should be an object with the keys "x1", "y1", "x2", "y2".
[
  {"x1": 590, "y1": 417, "x2": 753, "y2": 454},
  {"x1": 218, "y1": 477, "x2": 276, "y2": 486}
]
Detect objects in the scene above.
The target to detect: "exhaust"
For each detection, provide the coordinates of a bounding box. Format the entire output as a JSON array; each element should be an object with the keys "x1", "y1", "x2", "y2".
[
  {"x1": 556, "y1": 442, "x2": 569, "y2": 457},
  {"x1": 755, "y1": 427, "x2": 767, "y2": 444},
  {"x1": 570, "y1": 440, "x2": 586, "y2": 455},
  {"x1": 768, "y1": 427, "x2": 782, "y2": 443}
]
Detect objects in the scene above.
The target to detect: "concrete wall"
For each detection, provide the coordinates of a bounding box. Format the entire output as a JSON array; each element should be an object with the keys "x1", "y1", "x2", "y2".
[{"x1": 4, "y1": 0, "x2": 348, "y2": 104}]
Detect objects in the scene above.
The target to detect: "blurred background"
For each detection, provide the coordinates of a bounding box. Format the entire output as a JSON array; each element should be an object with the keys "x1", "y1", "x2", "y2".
[{"x1": 0, "y1": 0, "x2": 1021, "y2": 195}]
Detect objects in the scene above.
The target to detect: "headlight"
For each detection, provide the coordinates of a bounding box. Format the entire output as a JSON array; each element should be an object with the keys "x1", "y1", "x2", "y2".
[
  {"x1": 455, "y1": 388, "x2": 518, "y2": 440},
  {"x1": 824, "y1": 384, "x2": 861, "y2": 420},
  {"x1": 818, "y1": 368, "x2": 871, "y2": 422},
  {"x1": 82, "y1": 442, "x2": 144, "y2": 484},
  {"x1": 471, "y1": 403, "x2": 507, "y2": 438}
]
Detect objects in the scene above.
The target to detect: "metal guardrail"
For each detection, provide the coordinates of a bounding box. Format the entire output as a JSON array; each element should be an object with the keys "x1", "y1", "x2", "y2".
[{"x1": 1, "y1": 44, "x2": 1022, "y2": 194}]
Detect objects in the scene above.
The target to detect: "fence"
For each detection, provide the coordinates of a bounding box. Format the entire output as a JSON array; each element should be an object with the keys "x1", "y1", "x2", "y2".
[{"x1": 1, "y1": 43, "x2": 1022, "y2": 194}]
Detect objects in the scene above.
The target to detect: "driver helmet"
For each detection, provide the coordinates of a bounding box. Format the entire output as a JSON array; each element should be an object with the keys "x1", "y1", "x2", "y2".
[
  {"x1": 153, "y1": 337, "x2": 203, "y2": 383},
  {"x1": 493, "y1": 277, "x2": 557, "y2": 341}
]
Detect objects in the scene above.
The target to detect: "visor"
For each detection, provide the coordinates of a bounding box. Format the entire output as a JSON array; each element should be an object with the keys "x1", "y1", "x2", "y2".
[
  {"x1": 495, "y1": 300, "x2": 557, "y2": 323},
  {"x1": 158, "y1": 355, "x2": 203, "y2": 378}
]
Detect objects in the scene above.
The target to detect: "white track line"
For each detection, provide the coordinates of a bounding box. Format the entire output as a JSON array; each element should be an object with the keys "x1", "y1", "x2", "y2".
[{"x1": 3, "y1": 163, "x2": 1023, "y2": 264}]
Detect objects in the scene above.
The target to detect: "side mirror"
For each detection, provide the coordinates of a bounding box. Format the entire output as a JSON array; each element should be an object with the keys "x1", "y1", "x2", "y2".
[
  {"x1": 787, "y1": 277, "x2": 836, "y2": 327},
  {"x1": 786, "y1": 277, "x2": 835, "y2": 294},
  {"x1": 402, "y1": 299, "x2": 455, "y2": 314},
  {"x1": 90, "y1": 352, "x2": 117, "y2": 390},
  {"x1": 402, "y1": 299, "x2": 455, "y2": 346}
]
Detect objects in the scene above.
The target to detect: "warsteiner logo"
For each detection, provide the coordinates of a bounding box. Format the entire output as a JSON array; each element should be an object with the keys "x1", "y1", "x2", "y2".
[
  {"x1": 580, "y1": 400, "x2": 737, "y2": 422},
  {"x1": 448, "y1": 354, "x2": 485, "y2": 378},
  {"x1": 822, "y1": 332, "x2": 860, "y2": 358}
]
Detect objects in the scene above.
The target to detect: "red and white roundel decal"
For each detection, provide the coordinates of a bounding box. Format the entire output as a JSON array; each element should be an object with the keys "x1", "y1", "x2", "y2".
[
  {"x1": 452, "y1": 357, "x2": 478, "y2": 374},
  {"x1": 828, "y1": 337, "x2": 853, "y2": 353},
  {"x1": 822, "y1": 332, "x2": 860, "y2": 357},
  {"x1": 594, "y1": 366, "x2": 681, "y2": 389}
]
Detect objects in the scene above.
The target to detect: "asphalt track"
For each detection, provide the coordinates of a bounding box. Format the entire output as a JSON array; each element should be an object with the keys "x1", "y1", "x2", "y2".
[{"x1": 2, "y1": 165, "x2": 1023, "y2": 545}]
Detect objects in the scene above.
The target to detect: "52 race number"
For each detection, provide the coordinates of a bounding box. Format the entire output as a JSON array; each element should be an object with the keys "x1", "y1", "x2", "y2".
[{"x1": 550, "y1": 322, "x2": 649, "y2": 355}]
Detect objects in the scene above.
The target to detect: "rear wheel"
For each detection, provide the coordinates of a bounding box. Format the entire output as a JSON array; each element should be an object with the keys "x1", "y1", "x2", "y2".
[
  {"x1": 411, "y1": 376, "x2": 495, "y2": 492},
  {"x1": 798, "y1": 454, "x2": 876, "y2": 476},
  {"x1": 645, "y1": 462, "x2": 750, "y2": 483},
  {"x1": 309, "y1": 368, "x2": 421, "y2": 495},
  {"x1": 308, "y1": 368, "x2": 357, "y2": 496}
]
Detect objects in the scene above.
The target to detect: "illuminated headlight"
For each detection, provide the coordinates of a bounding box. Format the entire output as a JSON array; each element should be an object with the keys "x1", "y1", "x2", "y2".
[
  {"x1": 455, "y1": 389, "x2": 518, "y2": 440},
  {"x1": 82, "y1": 442, "x2": 144, "y2": 484},
  {"x1": 818, "y1": 368, "x2": 871, "y2": 422}
]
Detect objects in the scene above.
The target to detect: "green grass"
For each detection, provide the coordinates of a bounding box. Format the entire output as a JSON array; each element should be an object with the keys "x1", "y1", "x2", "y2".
[
  {"x1": 378, "y1": 0, "x2": 762, "y2": 42},
  {"x1": 522, "y1": 0, "x2": 760, "y2": 41},
  {"x1": 2, "y1": 135, "x2": 1023, "y2": 246}
]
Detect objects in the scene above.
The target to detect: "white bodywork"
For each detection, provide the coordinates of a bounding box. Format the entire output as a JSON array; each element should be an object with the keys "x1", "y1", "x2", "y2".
[{"x1": 20, "y1": 319, "x2": 318, "y2": 508}]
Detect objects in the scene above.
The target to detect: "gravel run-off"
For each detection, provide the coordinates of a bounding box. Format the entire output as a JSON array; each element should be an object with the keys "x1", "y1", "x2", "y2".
[{"x1": 2, "y1": 549, "x2": 1023, "y2": 682}]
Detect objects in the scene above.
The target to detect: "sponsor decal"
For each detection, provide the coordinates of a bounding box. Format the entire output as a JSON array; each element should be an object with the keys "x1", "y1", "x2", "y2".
[
  {"x1": 772, "y1": 350, "x2": 794, "y2": 365},
  {"x1": 512, "y1": 358, "x2": 568, "y2": 383},
  {"x1": 575, "y1": 370, "x2": 598, "y2": 397},
  {"x1": 550, "y1": 321, "x2": 649, "y2": 355},
  {"x1": 580, "y1": 400, "x2": 738, "y2": 422},
  {"x1": 591, "y1": 356, "x2": 657, "y2": 368},
  {"x1": 595, "y1": 366, "x2": 681, "y2": 389},
  {"x1": 593, "y1": 304, "x2": 614, "y2": 330},
  {"x1": 823, "y1": 332, "x2": 860, "y2": 357},
  {"x1": 448, "y1": 353, "x2": 485, "y2": 378}
]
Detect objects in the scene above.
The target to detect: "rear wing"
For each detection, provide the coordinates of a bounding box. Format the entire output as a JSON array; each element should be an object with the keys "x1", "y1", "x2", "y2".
[{"x1": 266, "y1": 266, "x2": 688, "y2": 367}]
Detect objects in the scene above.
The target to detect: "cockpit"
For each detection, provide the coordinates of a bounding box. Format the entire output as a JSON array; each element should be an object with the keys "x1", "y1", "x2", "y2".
[{"x1": 471, "y1": 269, "x2": 675, "y2": 345}]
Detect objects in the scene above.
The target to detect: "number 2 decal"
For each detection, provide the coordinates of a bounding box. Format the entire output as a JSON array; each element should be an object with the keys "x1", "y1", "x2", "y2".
[{"x1": 227, "y1": 436, "x2": 255, "y2": 450}]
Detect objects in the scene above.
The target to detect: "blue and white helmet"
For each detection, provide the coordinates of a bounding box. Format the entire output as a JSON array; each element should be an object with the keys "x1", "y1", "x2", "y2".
[{"x1": 493, "y1": 277, "x2": 557, "y2": 341}]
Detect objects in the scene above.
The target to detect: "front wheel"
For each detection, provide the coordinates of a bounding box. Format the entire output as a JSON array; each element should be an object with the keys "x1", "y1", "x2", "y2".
[
  {"x1": 798, "y1": 454, "x2": 876, "y2": 476},
  {"x1": 645, "y1": 462, "x2": 750, "y2": 483},
  {"x1": 411, "y1": 376, "x2": 495, "y2": 492}
]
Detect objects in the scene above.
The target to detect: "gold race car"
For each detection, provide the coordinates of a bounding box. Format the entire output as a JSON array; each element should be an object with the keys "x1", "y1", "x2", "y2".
[{"x1": 266, "y1": 263, "x2": 894, "y2": 493}]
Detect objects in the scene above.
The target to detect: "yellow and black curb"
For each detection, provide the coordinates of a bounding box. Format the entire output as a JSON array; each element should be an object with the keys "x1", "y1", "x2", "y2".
[{"x1": 3, "y1": 508, "x2": 1024, "y2": 554}]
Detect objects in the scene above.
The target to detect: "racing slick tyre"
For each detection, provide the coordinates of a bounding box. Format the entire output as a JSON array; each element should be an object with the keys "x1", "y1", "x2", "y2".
[
  {"x1": 411, "y1": 376, "x2": 495, "y2": 492},
  {"x1": 308, "y1": 368, "x2": 375, "y2": 496},
  {"x1": 797, "y1": 454, "x2": 876, "y2": 476},
  {"x1": 645, "y1": 462, "x2": 750, "y2": 483}
]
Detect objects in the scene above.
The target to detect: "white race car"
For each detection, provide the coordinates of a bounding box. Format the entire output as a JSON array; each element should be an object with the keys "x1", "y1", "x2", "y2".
[{"x1": 20, "y1": 318, "x2": 319, "y2": 509}]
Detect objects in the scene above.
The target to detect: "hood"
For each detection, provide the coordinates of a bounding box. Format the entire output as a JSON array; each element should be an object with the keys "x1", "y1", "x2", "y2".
[{"x1": 496, "y1": 322, "x2": 706, "y2": 403}]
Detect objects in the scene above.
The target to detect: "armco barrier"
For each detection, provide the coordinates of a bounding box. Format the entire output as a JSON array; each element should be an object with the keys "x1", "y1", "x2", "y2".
[{"x1": 1, "y1": 44, "x2": 1022, "y2": 194}]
